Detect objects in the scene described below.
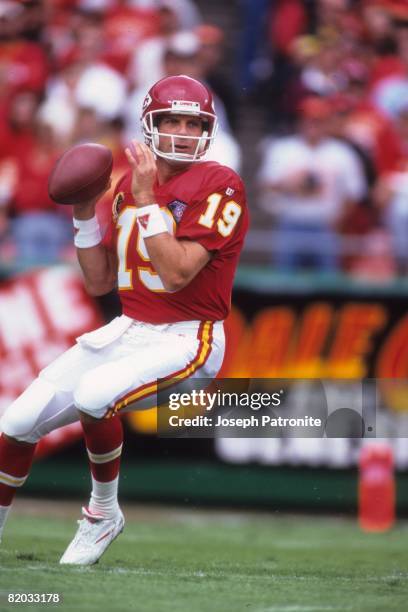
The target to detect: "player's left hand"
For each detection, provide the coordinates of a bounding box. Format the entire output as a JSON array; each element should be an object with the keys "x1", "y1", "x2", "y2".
[{"x1": 125, "y1": 141, "x2": 157, "y2": 207}]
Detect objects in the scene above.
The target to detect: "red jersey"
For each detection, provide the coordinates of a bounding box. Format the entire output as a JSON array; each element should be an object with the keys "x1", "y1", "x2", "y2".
[{"x1": 104, "y1": 161, "x2": 248, "y2": 323}]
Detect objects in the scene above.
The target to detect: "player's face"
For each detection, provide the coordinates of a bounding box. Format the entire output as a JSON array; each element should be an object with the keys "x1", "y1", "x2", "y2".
[{"x1": 156, "y1": 114, "x2": 205, "y2": 159}]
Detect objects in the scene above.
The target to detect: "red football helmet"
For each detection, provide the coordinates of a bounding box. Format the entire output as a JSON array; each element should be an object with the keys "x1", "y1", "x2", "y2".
[{"x1": 141, "y1": 75, "x2": 218, "y2": 162}]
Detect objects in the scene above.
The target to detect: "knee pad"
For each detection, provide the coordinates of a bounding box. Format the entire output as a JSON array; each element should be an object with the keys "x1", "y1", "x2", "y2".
[
  {"x1": 74, "y1": 361, "x2": 136, "y2": 419},
  {"x1": 74, "y1": 368, "x2": 112, "y2": 418},
  {"x1": 0, "y1": 378, "x2": 56, "y2": 443}
]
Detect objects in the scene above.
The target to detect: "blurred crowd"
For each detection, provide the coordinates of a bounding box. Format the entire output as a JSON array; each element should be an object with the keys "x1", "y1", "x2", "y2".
[
  {"x1": 0, "y1": 0, "x2": 239, "y2": 265},
  {"x1": 1, "y1": 0, "x2": 408, "y2": 278},
  {"x1": 255, "y1": 0, "x2": 408, "y2": 277}
]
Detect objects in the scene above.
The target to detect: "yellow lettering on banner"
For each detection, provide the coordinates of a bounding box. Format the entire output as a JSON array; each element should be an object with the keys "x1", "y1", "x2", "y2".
[
  {"x1": 248, "y1": 308, "x2": 295, "y2": 377},
  {"x1": 377, "y1": 314, "x2": 408, "y2": 379},
  {"x1": 328, "y1": 304, "x2": 387, "y2": 377},
  {"x1": 218, "y1": 307, "x2": 250, "y2": 377},
  {"x1": 291, "y1": 303, "x2": 333, "y2": 377},
  {"x1": 376, "y1": 314, "x2": 408, "y2": 412},
  {"x1": 220, "y1": 303, "x2": 388, "y2": 380}
]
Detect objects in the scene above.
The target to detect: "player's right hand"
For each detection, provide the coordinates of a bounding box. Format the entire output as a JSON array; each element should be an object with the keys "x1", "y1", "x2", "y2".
[{"x1": 125, "y1": 141, "x2": 157, "y2": 207}]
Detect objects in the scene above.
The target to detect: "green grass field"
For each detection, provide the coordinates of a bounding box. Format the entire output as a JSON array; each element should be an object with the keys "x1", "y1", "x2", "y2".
[{"x1": 0, "y1": 499, "x2": 407, "y2": 612}]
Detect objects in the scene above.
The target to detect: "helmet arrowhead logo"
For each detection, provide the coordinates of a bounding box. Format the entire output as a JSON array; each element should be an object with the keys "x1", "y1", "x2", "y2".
[{"x1": 142, "y1": 93, "x2": 152, "y2": 111}]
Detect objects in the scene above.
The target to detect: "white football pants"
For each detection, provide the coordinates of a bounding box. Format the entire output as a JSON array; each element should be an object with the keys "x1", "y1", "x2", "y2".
[{"x1": 0, "y1": 316, "x2": 225, "y2": 443}]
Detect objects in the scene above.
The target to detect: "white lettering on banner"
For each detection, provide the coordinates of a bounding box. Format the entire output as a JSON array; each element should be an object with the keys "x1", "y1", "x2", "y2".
[
  {"x1": 31, "y1": 340, "x2": 73, "y2": 372},
  {"x1": 0, "y1": 266, "x2": 104, "y2": 457},
  {"x1": 0, "y1": 349, "x2": 34, "y2": 390},
  {"x1": 0, "y1": 286, "x2": 45, "y2": 350},
  {"x1": 36, "y1": 267, "x2": 96, "y2": 334}
]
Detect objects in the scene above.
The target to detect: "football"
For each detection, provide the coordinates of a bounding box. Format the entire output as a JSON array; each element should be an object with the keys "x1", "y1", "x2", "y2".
[{"x1": 48, "y1": 143, "x2": 113, "y2": 205}]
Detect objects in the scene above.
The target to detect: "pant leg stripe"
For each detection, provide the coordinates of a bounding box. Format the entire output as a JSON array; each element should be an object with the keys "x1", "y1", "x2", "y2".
[{"x1": 107, "y1": 321, "x2": 214, "y2": 416}]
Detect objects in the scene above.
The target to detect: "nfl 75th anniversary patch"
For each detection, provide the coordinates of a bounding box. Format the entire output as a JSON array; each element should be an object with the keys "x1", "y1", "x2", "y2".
[{"x1": 168, "y1": 200, "x2": 187, "y2": 224}]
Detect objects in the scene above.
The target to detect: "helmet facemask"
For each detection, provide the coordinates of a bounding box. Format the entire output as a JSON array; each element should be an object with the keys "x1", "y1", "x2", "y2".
[{"x1": 142, "y1": 101, "x2": 218, "y2": 163}]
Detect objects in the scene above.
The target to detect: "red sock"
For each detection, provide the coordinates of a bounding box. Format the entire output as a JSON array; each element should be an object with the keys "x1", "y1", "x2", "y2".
[
  {"x1": 0, "y1": 434, "x2": 37, "y2": 506},
  {"x1": 81, "y1": 415, "x2": 123, "y2": 482}
]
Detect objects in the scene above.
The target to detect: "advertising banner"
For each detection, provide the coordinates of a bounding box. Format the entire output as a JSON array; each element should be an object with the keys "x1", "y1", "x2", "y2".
[
  {"x1": 2, "y1": 267, "x2": 408, "y2": 467},
  {"x1": 0, "y1": 266, "x2": 104, "y2": 457}
]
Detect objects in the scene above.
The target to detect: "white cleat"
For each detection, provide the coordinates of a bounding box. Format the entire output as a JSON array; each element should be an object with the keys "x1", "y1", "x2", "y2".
[{"x1": 59, "y1": 506, "x2": 124, "y2": 566}]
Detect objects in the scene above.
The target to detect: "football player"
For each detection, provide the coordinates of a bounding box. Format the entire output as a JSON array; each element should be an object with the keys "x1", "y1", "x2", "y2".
[{"x1": 0, "y1": 75, "x2": 249, "y2": 564}]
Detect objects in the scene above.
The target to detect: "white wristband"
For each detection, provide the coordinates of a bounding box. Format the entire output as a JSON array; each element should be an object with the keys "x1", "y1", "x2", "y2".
[
  {"x1": 136, "y1": 204, "x2": 168, "y2": 238},
  {"x1": 73, "y1": 216, "x2": 102, "y2": 248}
]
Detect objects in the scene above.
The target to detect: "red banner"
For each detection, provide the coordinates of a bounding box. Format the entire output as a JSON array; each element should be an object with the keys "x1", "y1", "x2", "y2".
[{"x1": 0, "y1": 266, "x2": 104, "y2": 457}]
